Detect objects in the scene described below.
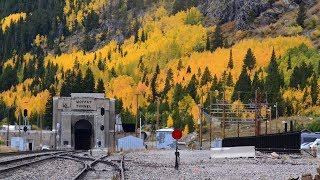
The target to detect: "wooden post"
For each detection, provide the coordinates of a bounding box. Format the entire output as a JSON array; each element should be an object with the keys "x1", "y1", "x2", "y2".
[
  {"x1": 200, "y1": 90, "x2": 203, "y2": 150},
  {"x1": 156, "y1": 97, "x2": 160, "y2": 132}
]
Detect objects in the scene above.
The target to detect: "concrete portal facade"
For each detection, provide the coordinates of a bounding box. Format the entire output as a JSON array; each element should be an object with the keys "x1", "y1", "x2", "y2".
[{"x1": 53, "y1": 93, "x2": 115, "y2": 150}]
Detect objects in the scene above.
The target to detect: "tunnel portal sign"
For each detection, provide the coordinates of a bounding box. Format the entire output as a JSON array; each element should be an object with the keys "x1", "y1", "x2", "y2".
[{"x1": 71, "y1": 98, "x2": 96, "y2": 110}]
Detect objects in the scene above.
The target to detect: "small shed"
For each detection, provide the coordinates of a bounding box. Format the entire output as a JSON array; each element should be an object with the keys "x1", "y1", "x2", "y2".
[
  {"x1": 156, "y1": 128, "x2": 176, "y2": 149},
  {"x1": 11, "y1": 137, "x2": 25, "y2": 151},
  {"x1": 117, "y1": 136, "x2": 145, "y2": 151}
]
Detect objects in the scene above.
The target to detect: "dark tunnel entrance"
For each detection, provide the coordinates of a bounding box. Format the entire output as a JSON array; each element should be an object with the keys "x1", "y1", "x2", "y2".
[{"x1": 74, "y1": 120, "x2": 92, "y2": 150}]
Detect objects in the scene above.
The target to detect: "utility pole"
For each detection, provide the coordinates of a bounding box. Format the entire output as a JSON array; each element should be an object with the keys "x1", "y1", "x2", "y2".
[
  {"x1": 222, "y1": 90, "x2": 226, "y2": 139},
  {"x1": 40, "y1": 111, "x2": 42, "y2": 146},
  {"x1": 18, "y1": 110, "x2": 21, "y2": 137},
  {"x1": 209, "y1": 91, "x2": 212, "y2": 145},
  {"x1": 265, "y1": 92, "x2": 268, "y2": 135},
  {"x1": 200, "y1": 90, "x2": 204, "y2": 150},
  {"x1": 156, "y1": 97, "x2": 160, "y2": 132},
  {"x1": 6, "y1": 107, "x2": 10, "y2": 146},
  {"x1": 135, "y1": 94, "x2": 139, "y2": 137},
  {"x1": 254, "y1": 89, "x2": 258, "y2": 136},
  {"x1": 237, "y1": 91, "x2": 240, "y2": 138}
]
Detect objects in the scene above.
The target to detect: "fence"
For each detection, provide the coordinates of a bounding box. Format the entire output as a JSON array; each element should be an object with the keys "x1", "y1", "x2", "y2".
[{"x1": 222, "y1": 131, "x2": 301, "y2": 153}]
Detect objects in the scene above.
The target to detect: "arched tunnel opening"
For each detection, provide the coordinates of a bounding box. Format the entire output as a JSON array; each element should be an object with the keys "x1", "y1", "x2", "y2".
[{"x1": 74, "y1": 120, "x2": 92, "y2": 150}]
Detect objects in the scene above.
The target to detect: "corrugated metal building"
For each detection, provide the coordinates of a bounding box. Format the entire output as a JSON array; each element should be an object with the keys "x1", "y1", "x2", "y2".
[{"x1": 117, "y1": 136, "x2": 145, "y2": 151}]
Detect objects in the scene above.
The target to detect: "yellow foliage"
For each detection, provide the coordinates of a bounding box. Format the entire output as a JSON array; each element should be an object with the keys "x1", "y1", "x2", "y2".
[
  {"x1": 0, "y1": 79, "x2": 49, "y2": 118},
  {"x1": 1, "y1": 12, "x2": 26, "y2": 31},
  {"x1": 182, "y1": 124, "x2": 189, "y2": 136},
  {"x1": 167, "y1": 115, "x2": 173, "y2": 128}
]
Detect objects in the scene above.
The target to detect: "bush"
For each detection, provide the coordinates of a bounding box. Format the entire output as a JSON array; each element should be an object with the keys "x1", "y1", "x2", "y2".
[{"x1": 307, "y1": 118, "x2": 320, "y2": 132}]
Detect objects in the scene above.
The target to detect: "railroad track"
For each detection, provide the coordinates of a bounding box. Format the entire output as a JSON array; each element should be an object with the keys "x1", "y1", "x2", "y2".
[
  {"x1": 72, "y1": 154, "x2": 125, "y2": 180},
  {"x1": 0, "y1": 150, "x2": 70, "y2": 173},
  {"x1": 0, "y1": 150, "x2": 125, "y2": 180}
]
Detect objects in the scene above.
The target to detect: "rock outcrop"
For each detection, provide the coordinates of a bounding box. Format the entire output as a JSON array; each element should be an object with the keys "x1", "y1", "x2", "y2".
[{"x1": 199, "y1": 0, "x2": 315, "y2": 30}]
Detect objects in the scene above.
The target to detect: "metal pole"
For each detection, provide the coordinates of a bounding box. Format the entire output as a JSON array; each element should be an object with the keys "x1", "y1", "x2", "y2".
[
  {"x1": 40, "y1": 111, "x2": 42, "y2": 146},
  {"x1": 255, "y1": 90, "x2": 258, "y2": 136},
  {"x1": 139, "y1": 112, "x2": 142, "y2": 139},
  {"x1": 18, "y1": 111, "x2": 21, "y2": 137},
  {"x1": 222, "y1": 90, "x2": 226, "y2": 139},
  {"x1": 135, "y1": 94, "x2": 139, "y2": 137},
  {"x1": 114, "y1": 121, "x2": 116, "y2": 152},
  {"x1": 200, "y1": 90, "x2": 203, "y2": 150},
  {"x1": 209, "y1": 91, "x2": 212, "y2": 146},
  {"x1": 237, "y1": 91, "x2": 240, "y2": 138},
  {"x1": 269, "y1": 108, "x2": 272, "y2": 133},
  {"x1": 156, "y1": 97, "x2": 160, "y2": 131},
  {"x1": 276, "y1": 102, "x2": 278, "y2": 122},
  {"x1": 6, "y1": 107, "x2": 9, "y2": 146}
]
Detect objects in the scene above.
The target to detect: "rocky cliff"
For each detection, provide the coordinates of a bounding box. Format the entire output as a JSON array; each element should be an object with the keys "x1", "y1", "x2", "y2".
[{"x1": 199, "y1": 0, "x2": 315, "y2": 30}]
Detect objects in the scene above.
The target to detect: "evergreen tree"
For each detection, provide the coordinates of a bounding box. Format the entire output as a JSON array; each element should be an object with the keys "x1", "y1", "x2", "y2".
[
  {"x1": 311, "y1": 73, "x2": 318, "y2": 105},
  {"x1": 232, "y1": 66, "x2": 252, "y2": 102},
  {"x1": 96, "y1": 78, "x2": 105, "y2": 93},
  {"x1": 197, "y1": 67, "x2": 202, "y2": 77},
  {"x1": 81, "y1": 35, "x2": 96, "y2": 51},
  {"x1": 287, "y1": 53, "x2": 292, "y2": 70},
  {"x1": 97, "y1": 58, "x2": 105, "y2": 71},
  {"x1": 226, "y1": 71, "x2": 233, "y2": 86},
  {"x1": 212, "y1": 25, "x2": 224, "y2": 51},
  {"x1": 265, "y1": 48, "x2": 282, "y2": 102},
  {"x1": 163, "y1": 68, "x2": 174, "y2": 96},
  {"x1": 200, "y1": 66, "x2": 212, "y2": 87},
  {"x1": 83, "y1": 68, "x2": 95, "y2": 93},
  {"x1": 186, "y1": 74, "x2": 198, "y2": 101},
  {"x1": 172, "y1": 83, "x2": 185, "y2": 109},
  {"x1": 318, "y1": 60, "x2": 320, "y2": 76},
  {"x1": 296, "y1": 2, "x2": 306, "y2": 28},
  {"x1": 227, "y1": 49, "x2": 234, "y2": 70},
  {"x1": 186, "y1": 65, "x2": 191, "y2": 74},
  {"x1": 60, "y1": 70, "x2": 74, "y2": 97},
  {"x1": 243, "y1": 48, "x2": 256, "y2": 71},
  {"x1": 177, "y1": 59, "x2": 183, "y2": 71},
  {"x1": 110, "y1": 67, "x2": 117, "y2": 77},
  {"x1": 206, "y1": 36, "x2": 210, "y2": 51},
  {"x1": 44, "y1": 86, "x2": 55, "y2": 130}
]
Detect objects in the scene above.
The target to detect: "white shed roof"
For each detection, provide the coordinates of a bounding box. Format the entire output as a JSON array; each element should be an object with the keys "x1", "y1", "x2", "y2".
[{"x1": 156, "y1": 128, "x2": 174, "y2": 132}]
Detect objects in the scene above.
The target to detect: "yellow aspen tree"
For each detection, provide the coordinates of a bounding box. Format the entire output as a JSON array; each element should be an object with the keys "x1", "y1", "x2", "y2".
[
  {"x1": 182, "y1": 124, "x2": 189, "y2": 136},
  {"x1": 167, "y1": 115, "x2": 173, "y2": 128}
]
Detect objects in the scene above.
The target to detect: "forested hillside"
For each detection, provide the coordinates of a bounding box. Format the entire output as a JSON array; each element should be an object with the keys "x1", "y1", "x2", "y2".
[{"x1": 0, "y1": 0, "x2": 320, "y2": 133}]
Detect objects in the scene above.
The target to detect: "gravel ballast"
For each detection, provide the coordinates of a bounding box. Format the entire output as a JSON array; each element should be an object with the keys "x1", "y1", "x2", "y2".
[
  {"x1": 124, "y1": 150, "x2": 319, "y2": 180},
  {"x1": 1, "y1": 158, "x2": 83, "y2": 180}
]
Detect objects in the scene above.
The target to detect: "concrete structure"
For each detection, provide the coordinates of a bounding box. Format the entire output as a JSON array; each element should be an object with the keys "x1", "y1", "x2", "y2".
[
  {"x1": 156, "y1": 128, "x2": 176, "y2": 149},
  {"x1": 0, "y1": 130, "x2": 55, "y2": 151},
  {"x1": 117, "y1": 136, "x2": 145, "y2": 151},
  {"x1": 53, "y1": 93, "x2": 116, "y2": 150},
  {"x1": 210, "y1": 146, "x2": 256, "y2": 158}
]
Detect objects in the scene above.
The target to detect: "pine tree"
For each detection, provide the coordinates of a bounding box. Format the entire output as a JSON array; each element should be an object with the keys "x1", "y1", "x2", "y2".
[
  {"x1": 200, "y1": 66, "x2": 212, "y2": 87},
  {"x1": 97, "y1": 58, "x2": 105, "y2": 71},
  {"x1": 296, "y1": 2, "x2": 306, "y2": 28},
  {"x1": 287, "y1": 53, "x2": 292, "y2": 70},
  {"x1": 310, "y1": 73, "x2": 318, "y2": 105},
  {"x1": 243, "y1": 48, "x2": 256, "y2": 71},
  {"x1": 318, "y1": 60, "x2": 320, "y2": 76},
  {"x1": 232, "y1": 66, "x2": 252, "y2": 102},
  {"x1": 163, "y1": 68, "x2": 174, "y2": 96},
  {"x1": 44, "y1": 86, "x2": 55, "y2": 130},
  {"x1": 227, "y1": 49, "x2": 234, "y2": 70},
  {"x1": 212, "y1": 25, "x2": 224, "y2": 51},
  {"x1": 186, "y1": 65, "x2": 191, "y2": 74},
  {"x1": 186, "y1": 74, "x2": 198, "y2": 101},
  {"x1": 83, "y1": 68, "x2": 95, "y2": 93},
  {"x1": 226, "y1": 71, "x2": 233, "y2": 86},
  {"x1": 96, "y1": 78, "x2": 105, "y2": 93},
  {"x1": 265, "y1": 48, "x2": 282, "y2": 102},
  {"x1": 177, "y1": 59, "x2": 183, "y2": 71},
  {"x1": 206, "y1": 36, "x2": 210, "y2": 51}
]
